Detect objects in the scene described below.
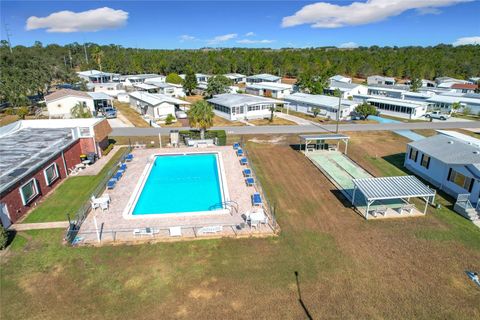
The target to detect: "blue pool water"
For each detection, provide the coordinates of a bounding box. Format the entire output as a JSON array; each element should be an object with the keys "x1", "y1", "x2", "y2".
[
  {"x1": 132, "y1": 153, "x2": 223, "y2": 215},
  {"x1": 368, "y1": 115, "x2": 425, "y2": 141}
]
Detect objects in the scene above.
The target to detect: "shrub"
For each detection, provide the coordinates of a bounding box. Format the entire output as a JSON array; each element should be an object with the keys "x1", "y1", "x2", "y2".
[
  {"x1": 4, "y1": 107, "x2": 14, "y2": 115},
  {"x1": 0, "y1": 225, "x2": 8, "y2": 249},
  {"x1": 103, "y1": 143, "x2": 115, "y2": 156},
  {"x1": 165, "y1": 114, "x2": 175, "y2": 125},
  {"x1": 16, "y1": 106, "x2": 30, "y2": 119}
]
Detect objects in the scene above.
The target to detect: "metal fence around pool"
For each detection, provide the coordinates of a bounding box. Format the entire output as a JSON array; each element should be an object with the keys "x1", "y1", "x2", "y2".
[{"x1": 65, "y1": 146, "x2": 132, "y2": 243}]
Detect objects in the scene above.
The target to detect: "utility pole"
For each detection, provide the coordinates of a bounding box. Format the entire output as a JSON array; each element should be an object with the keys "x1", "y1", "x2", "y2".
[
  {"x1": 336, "y1": 95, "x2": 341, "y2": 133},
  {"x1": 68, "y1": 49, "x2": 73, "y2": 68},
  {"x1": 4, "y1": 23, "x2": 13, "y2": 54},
  {"x1": 83, "y1": 44, "x2": 89, "y2": 64}
]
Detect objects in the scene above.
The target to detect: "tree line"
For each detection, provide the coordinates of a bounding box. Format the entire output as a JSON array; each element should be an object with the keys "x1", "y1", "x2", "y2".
[{"x1": 1, "y1": 41, "x2": 480, "y2": 107}]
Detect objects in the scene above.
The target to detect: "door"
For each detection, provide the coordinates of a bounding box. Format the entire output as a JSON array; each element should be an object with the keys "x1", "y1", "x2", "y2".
[{"x1": 0, "y1": 203, "x2": 11, "y2": 228}]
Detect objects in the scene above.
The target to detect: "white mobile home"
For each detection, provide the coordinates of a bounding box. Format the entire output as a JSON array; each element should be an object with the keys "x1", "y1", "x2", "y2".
[
  {"x1": 354, "y1": 95, "x2": 427, "y2": 119},
  {"x1": 93, "y1": 82, "x2": 126, "y2": 98},
  {"x1": 367, "y1": 75, "x2": 396, "y2": 86},
  {"x1": 404, "y1": 131, "x2": 480, "y2": 218},
  {"x1": 245, "y1": 82, "x2": 293, "y2": 99},
  {"x1": 246, "y1": 73, "x2": 281, "y2": 84},
  {"x1": 367, "y1": 85, "x2": 409, "y2": 99},
  {"x1": 45, "y1": 89, "x2": 112, "y2": 118},
  {"x1": 143, "y1": 82, "x2": 185, "y2": 98},
  {"x1": 119, "y1": 74, "x2": 161, "y2": 88},
  {"x1": 207, "y1": 94, "x2": 285, "y2": 121},
  {"x1": 427, "y1": 94, "x2": 480, "y2": 114},
  {"x1": 284, "y1": 93, "x2": 358, "y2": 120},
  {"x1": 77, "y1": 70, "x2": 117, "y2": 83},
  {"x1": 329, "y1": 75, "x2": 352, "y2": 84},
  {"x1": 326, "y1": 81, "x2": 368, "y2": 99},
  {"x1": 128, "y1": 91, "x2": 190, "y2": 120},
  {"x1": 224, "y1": 73, "x2": 246, "y2": 84}
]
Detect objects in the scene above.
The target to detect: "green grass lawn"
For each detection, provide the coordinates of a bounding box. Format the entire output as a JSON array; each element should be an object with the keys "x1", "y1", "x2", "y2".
[
  {"x1": 22, "y1": 147, "x2": 126, "y2": 223},
  {"x1": 2, "y1": 136, "x2": 479, "y2": 319}
]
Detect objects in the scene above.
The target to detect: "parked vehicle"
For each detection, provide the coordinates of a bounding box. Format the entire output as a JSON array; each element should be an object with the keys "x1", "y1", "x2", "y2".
[
  {"x1": 175, "y1": 110, "x2": 188, "y2": 119},
  {"x1": 102, "y1": 107, "x2": 117, "y2": 119},
  {"x1": 425, "y1": 111, "x2": 450, "y2": 120}
]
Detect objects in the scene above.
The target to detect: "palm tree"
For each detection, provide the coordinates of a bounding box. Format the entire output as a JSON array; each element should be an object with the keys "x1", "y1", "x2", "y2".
[
  {"x1": 70, "y1": 102, "x2": 92, "y2": 118},
  {"x1": 91, "y1": 47, "x2": 104, "y2": 71},
  {"x1": 188, "y1": 100, "x2": 214, "y2": 140}
]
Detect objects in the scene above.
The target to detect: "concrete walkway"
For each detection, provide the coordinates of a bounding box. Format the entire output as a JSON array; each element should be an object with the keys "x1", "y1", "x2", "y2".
[
  {"x1": 11, "y1": 221, "x2": 69, "y2": 231},
  {"x1": 77, "y1": 145, "x2": 121, "y2": 176},
  {"x1": 275, "y1": 111, "x2": 313, "y2": 125}
]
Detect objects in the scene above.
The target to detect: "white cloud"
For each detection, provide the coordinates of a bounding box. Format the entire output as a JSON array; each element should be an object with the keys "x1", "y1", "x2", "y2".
[
  {"x1": 237, "y1": 39, "x2": 275, "y2": 44},
  {"x1": 26, "y1": 7, "x2": 128, "y2": 32},
  {"x1": 179, "y1": 35, "x2": 196, "y2": 42},
  {"x1": 245, "y1": 32, "x2": 255, "y2": 37},
  {"x1": 207, "y1": 33, "x2": 237, "y2": 45},
  {"x1": 453, "y1": 36, "x2": 480, "y2": 46},
  {"x1": 282, "y1": 0, "x2": 471, "y2": 28},
  {"x1": 338, "y1": 42, "x2": 359, "y2": 48}
]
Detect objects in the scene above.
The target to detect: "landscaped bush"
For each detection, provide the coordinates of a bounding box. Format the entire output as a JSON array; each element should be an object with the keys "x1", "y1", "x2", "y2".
[
  {"x1": 103, "y1": 143, "x2": 115, "y2": 156},
  {"x1": 179, "y1": 129, "x2": 227, "y2": 146},
  {"x1": 0, "y1": 225, "x2": 8, "y2": 249},
  {"x1": 165, "y1": 114, "x2": 175, "y2": 125}
]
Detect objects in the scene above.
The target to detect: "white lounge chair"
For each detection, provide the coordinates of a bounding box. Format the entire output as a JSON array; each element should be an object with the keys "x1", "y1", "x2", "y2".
[
  {"x1": 169, "y1": 226, "x2": 182, "y2": 237},
  {"x1": 100, "y1": 201, "x2": 109, "y2": 211},
  {"x1": 198, "y1": 226, "x2": 223, "y2": 234},
  {"x1": 134, "y1": 227, "x2": 159, "y2": 237}
]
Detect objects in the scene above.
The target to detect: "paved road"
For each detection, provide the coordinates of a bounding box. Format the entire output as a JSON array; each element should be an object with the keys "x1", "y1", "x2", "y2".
[{"x1": 111, "y1": 121, "x2": 480, "y2": 136}]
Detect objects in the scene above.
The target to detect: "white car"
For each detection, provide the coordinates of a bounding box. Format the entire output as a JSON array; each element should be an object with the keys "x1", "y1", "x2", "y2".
[
  {"x1": 175, "y1": 111, "x2": 188, "y2": 119},
  {"x1": 425, "y1": 111, "x2": 450, "y2": 120}
]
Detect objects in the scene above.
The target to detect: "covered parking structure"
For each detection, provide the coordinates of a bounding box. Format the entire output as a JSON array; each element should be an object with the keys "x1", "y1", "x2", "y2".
[
  {"x1": 352, "y1": 175, "x2": 436, "y2": 220},
  {"x1": 299, "y1": 134, "x2": 350, "y2": 154}
]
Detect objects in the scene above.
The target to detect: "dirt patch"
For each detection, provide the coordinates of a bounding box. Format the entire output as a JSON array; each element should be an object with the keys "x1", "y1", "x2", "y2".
[{"x1": 248, "y1": 136, "x2": 286, "y2": 144}]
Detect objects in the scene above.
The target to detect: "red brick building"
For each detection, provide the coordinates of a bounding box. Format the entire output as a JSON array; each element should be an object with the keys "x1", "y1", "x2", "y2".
[{"x1": 0, "y1": 118, "x2": 112, "y2": 227}]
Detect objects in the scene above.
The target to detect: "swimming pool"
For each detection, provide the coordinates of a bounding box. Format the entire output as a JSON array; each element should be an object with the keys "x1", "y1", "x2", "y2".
[{"x1": 127, "y1": 153, "x2": 228, "y2": 216}]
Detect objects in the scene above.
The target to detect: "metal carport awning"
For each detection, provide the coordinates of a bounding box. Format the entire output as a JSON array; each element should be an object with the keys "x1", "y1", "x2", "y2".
[
  {"x1": 299, "y1": 134, "x2": 350, "y2": 154},
  {"x1": 352, "y1": 175, "x2": 436, "y2": 219}
]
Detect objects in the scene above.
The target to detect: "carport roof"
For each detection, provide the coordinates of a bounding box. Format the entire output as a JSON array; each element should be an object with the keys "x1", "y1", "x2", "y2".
[{"x1": 352, "y1": 175, "x2": 435, "y2": 201}]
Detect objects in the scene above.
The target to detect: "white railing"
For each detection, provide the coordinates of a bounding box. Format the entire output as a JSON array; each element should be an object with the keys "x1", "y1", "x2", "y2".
[{"x1": 456, "y1": 193, "x2": 473, "y2": 210}]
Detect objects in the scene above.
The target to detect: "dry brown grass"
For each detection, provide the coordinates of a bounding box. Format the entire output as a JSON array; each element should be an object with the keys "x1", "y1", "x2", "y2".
[
  {"x1": 2, "y1": 131, "x2": 479, "y2": 319},
  {"x1": 114, "y1": 101, "x2": 149, "y2": 128},
  {"x1": 213, "y1": 115, "x2": 245, "y2": 127},
  {"x1": 248, "y1": 117, "x2": 296, "y2": 126},
  {"x1": 0, "y1": 114, "x2": 19, "y2": 127}
]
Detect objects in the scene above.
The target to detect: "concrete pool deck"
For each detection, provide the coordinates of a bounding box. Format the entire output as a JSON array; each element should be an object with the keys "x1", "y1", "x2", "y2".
[{"x1": 76, "y1": 146, "x2": 276, "y2": 245}]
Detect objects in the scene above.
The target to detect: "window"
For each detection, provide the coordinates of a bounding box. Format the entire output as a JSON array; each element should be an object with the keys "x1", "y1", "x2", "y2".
[
  {"x1": 20, "y1": 179, "x2": 39, "y2": 205},
  {"x1": 44, "y1": 163, "x2": 59, "y2": 186},
  {"x1": 447, "y1": 169, "x2": 474, "y2": 192},
  {"x1": 409, "y1": 148, "x2": 418, "y2": 162},
  {"x1": 420, "y1": 154, "x2": 430, "y2": 169},
  {"x1": 79, "y1": 127, "x2": 90, "y2": 137}
]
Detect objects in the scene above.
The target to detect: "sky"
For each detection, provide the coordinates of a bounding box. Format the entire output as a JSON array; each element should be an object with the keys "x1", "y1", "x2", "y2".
[{"x1": 1, "y1": 0, "x2": 480, "y2": 49}]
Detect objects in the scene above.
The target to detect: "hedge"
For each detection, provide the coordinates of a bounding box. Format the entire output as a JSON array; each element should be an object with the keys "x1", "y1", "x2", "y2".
[{"x1": 179, "y1": 129, "x2": 227, "y2": 146}]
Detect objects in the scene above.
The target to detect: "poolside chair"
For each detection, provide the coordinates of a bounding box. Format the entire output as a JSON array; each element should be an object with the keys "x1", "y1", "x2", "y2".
[
  {"x1": 401, "y1": 203, "x2": 415, "y2": 214},
  {"x1": 243, "y1": 168, "x2": 252, "y2": 177},
  {"x1": 119, "y1": 163, "x2": 127, "y2": 171},
  {"x1": 233, "y1": 142, "x2": 240, "y2": 150},
  {"x1": 372, "y1": 205, "x2": 387, "y2": 217},
  {"x1": 237, "y1": 149, "x2": 244, "y2": 156},
  {"x1": 107, "y1": 178, "x2": 117, "y2": 189},
  {"x1": 246, "y1": 177, "x2": 255, "y2": 186},
  {"x1": 169, "y1": 226, "x2": 182, "y2": 237},
  {"x1": 100, "y1": 201, "x2": 109, "y2": 211},
  {"x1": 134, "y1": 228, "x2": 159, "y2": 237},
  {"x1": 198, "y1": 225, "x2": 223, "y2": 234},
  {"x1": 252, "y1": 193, "x2": 262, "y2": 206},
  {"x1": 240, "y1": 157, "x2": 248, "y2": 165},
  {"x1": 113, "y1": 171, "x2": 123, "y2": 181},
  {"x1": 125, "y1": 153, "x2": 134, "y2": 162}
]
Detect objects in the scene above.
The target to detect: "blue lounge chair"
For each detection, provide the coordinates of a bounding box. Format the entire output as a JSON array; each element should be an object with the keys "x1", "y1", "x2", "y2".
[
  {"x1": 252, "y1": 193, "x2": 262, "y2": 206},
  {"x1": 243, "y1": 168, "x2": 252, "y2": 177},
  {"x1": 107, "y1": 178, "x2": 117, "y2": 189},
  {"x1": 233, "y1": 142, "x2": 240, "y2": 150},
  {"x1": 113, "y1": 171, "x2": 123, "y2": 181},
  {"x1": 119, "y1": 163, "x2": 127, "y2": 171},
  {"x1": 240, "y1": 157, "x2": 248, "y2": 165},
  {"x1": 246, "y1": 177, "x2": 255, "y2": 186},
  {"x1": 125, "y1": 154, "x2": 134, "y2": 162},
  {"x1": 237, "y1": 149, "x2": 244, "y2": 156}
]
